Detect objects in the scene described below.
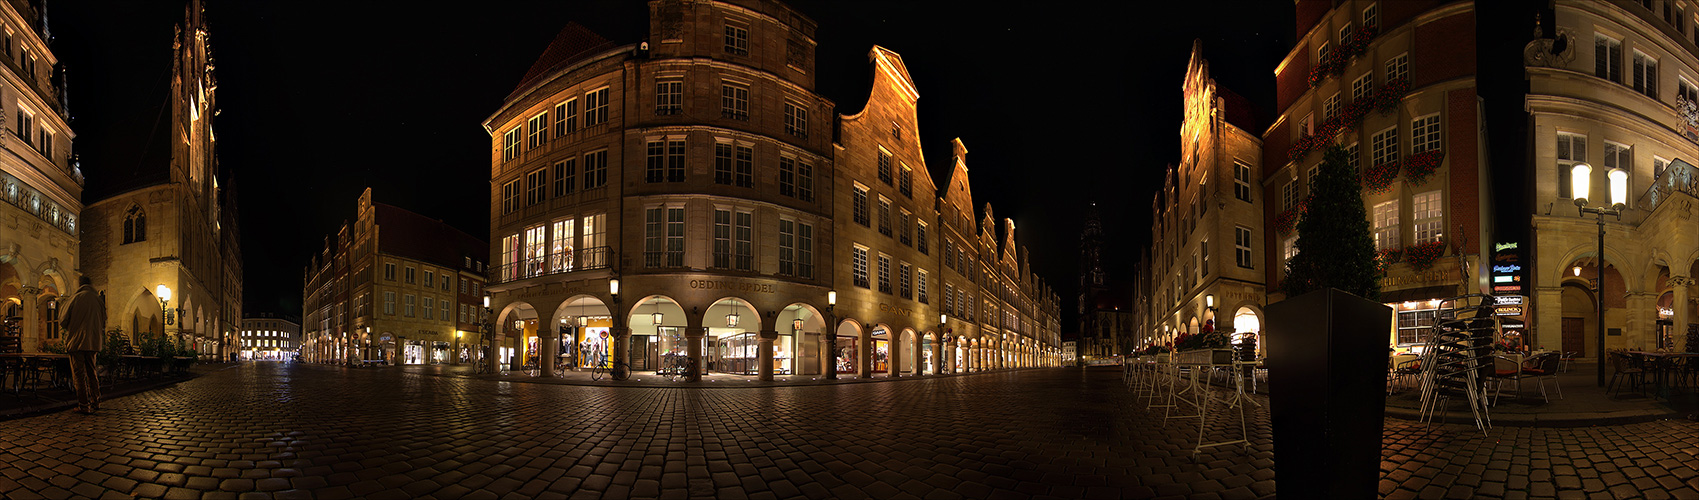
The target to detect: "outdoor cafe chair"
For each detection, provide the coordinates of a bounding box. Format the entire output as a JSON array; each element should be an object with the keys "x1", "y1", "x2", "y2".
[
  {"x1": 1390, "y1": 358, "x2": 1421, "y2": 394},
  {"x1": 1488, "y1": 355, "x2": 1526, "y2": 405},
  {"x1": 1560, "y1": 351, "x2": 1578, "y2": 373},
  {"x1": 1607, "y1": 351, "x2": 1647, "y2": 396},
  {"x1": 1521, "y1": 352, "x2": 1563, "y2": 403}
]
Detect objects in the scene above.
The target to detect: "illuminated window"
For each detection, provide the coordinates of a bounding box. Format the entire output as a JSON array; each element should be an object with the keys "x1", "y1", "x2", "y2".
[
  {"x1": 524, "y1": 225, "x2": 546, "y2": 277},
  {"x1": 713, "y1": 209, "x2": 732, "y2": 269},
  {"x1": 1557, "y1": 132, "x2": 1586, "y2": 197},
  {"x1": 899, "y1": 209, "x2": 912, "y2": 246},
  {"x1": 526, "y1": 111, "x2": 547, "y2": 150},
  {"x1": 919, "y1": 269, "x2": 930, "y2": 304},
  {"x1": 734, "y1": 144, "x2": 753, "y2": 188},
  {"x1": 779, "y1": 219, "x2": 796, "y2": 276},
  {"x1": 878, "y1": 148, "x2": 893, "y2": 185},
  {"x1": 1373, "y1": 200, "x2": 1400, "y2": 251},
  {"x1": 724, "y1": 22, "x2": 749, "y2": 56},
  {"x1": 1351, "y1": 74, "x2": 1374, "y2": 101},
  {"x1": 917, "y1": 222, "x2": 928, "y2": 254},
  {"x1": 584, "y1": 87, "x2": 609, "y2": 126},
  {"x1": 1235, "y1": 226, "x2": 1253, "y2": 269},
  {"x1": 656, "y1": 78, "x2": 683, "y2": 115},
  {"x1": 1372, "y1": 126, "x2": 1398, "y2": 167},
  {"x1": 552, "y1": 158, "x2": 574, "y2": 196},
  {"x1": 1411, "y1": 114, "x2": 1441, "y2": 154},
  {"x1": 1596, "y1": 35, "x2": 1622, "y2": 84},
  {"x1": 853, "y1": 246, "x2": 869, "y2": 288},
  {"x1": 721, "y1": 82, "x2": 749, "y2": 120},
  {"x1": 550, "y1": 218, "x2": 575, "y2": 273},
  {"x1": 899, "y1": 164, "x2": 913, "y2": 198},
  {"x1": 1413, "y1": 190, "x2": 1443, "y2": 244},
  {"x1": 899, "y1": 262, "x2": 912, "y2": 299},
  {"x1": 798, "y1": 222, "x2": 814, "y2": 278},
  {"x1": 526, "y1": 168, "x2": 547, "y2": 206},
  {"x1": 553, "y1": 98, "x2": 577, "y2": 136},
  {"x1": 1233, "y1": 161, "x2": 1252, "y2": 202},
  {"x1": 1385, "y1": 53, "x2": 1408, "y2": 83},
  {"x1": 1633, "y1": 50, "x2": 1659, "y2": 99},
  {"x1": 714, "y1": 142, "x2": 734, "y2": 185},
  {"x1": 784, "y1": 101, "x2": 807, "y2": 137},
  {"x1": 879, "y1": 254, "x2": 892, "y2": 294},
  {"x1": 501, "y1": 234, "x2": 520, "y2": 282},
  {"x1": 583, "y1": 150, "x2": 608, "y2": 188},
  {"x1": 853, "y1": 185, "x2": 870, "y2": 226},
  {"x1": 502, "y1": 126, "x2": 521, "y2": 162},
  {"x1": 501, "y1": 179, "x2": 521, "y2": 214},
  {"x1": 878, "y1": 197, "x2": 892, "y2": 237}
]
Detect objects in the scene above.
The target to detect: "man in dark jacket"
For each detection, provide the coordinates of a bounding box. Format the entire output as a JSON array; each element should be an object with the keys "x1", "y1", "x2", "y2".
[{"x1": 59, "y1": 275, "x2": 106, "y2": 414}]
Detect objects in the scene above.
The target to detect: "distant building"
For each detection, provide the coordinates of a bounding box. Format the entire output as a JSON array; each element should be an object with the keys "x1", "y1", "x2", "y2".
[
  {"x1": 1077, "y1": 203, "x2": 1133, "y2": 363},
  {"x1": 239, "y1": 315, "x2": 299, "y2": 361},
  {"x1": 301, "y1": 188, "x2": 487, "y2": 365},
  {"x1": 79, "y1": 0, "x2": 241, "y2": 359},
  {"x1": 0, "y1": 0, "x2": 79, "y2": 354},
  {"x1": 481, "y1": 0, "x2": 1062, "y2": 380}
]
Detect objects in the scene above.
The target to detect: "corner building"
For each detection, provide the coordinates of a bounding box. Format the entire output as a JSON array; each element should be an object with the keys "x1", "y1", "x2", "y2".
[
  {"x1": 0, "y1": 0, "x2": 78, "y2": 354},
  {"x1": 1262, "y1": 1, "x2": 1492, "y2": 351},
  {"x1": 1526, "y1": 0, "x2": 1699, "y2": 358},
  {"x1": 483, "y1": 0, "x2": 1060, "y2": 381}
]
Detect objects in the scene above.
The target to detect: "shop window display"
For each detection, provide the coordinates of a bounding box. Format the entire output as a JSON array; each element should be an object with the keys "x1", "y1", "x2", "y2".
[{"x1": 836, "y1": 336, "x2": 858, "y2": 374}]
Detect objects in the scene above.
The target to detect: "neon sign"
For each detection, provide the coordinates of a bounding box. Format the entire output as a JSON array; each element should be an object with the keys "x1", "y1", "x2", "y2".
[{"x1": 1495, "y1": 242, "x2": 1519, "y2": 251}]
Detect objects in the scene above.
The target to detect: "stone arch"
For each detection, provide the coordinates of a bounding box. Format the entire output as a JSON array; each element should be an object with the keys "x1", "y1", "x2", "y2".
[
  {"x1": 898, "y1": 328, "x2": 918, "y2": 375},
  {"x1": 703, "y1": 296, "x2": 763, "y2": 375},
  {"x1": 1551, "y1": 244, "x2": 1643, "y2": 292},
  {"x1": 777, "y1": 302, "x2": 825, "y2": 376},
  {"x1": 834, "y1": 317, "x2": 866, "y2": 376},
  {"x1": 496, "y1": 300, "x2": 541, "y2": 368},
  {"x1": 867, "y1": 322, "x2": 895, "y2": 374}
]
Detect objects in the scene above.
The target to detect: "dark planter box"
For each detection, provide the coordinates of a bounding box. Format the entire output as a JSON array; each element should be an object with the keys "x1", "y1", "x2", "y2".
[{"x1": 1266, "y1": 288, "x2": 1393, "y2": 500}]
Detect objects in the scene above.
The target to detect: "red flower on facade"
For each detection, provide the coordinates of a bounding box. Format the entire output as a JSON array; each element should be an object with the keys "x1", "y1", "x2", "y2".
[
  {"x1": 1404, "y1": 240, "x2": 1447, "y2": 271},
  {"x1": 1363, "y1": 161, "x2": 1400, "y2": 194},
  {"x1": 1375, "y1": 77, "x2": 1411, "y2": 115},
  {"x1": 1404, "y1": 150, "x2": 1445, "y2": 185}
]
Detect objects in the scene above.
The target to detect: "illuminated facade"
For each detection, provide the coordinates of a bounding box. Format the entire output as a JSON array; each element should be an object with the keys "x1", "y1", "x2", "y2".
[
  {"x1": 1145, "y1": 41, "x2": 1268, "y2": 352},
  {"x1": 0, "y1": 0, "x2": 77, "y2": 354},
  {"x1": 1525, "y1": 0, "x2": 1699, "y2": 357},
  {"x1": 1263, "y1": 1, "x2": 1490, "y2": 350},
  {"x1": 80, "y1": 0, "x2": 240, "y2": 359},
  {"x1": 239, "y1": 315, "x2": 299, "y2": 361},
  {"x1": 482, "y1": 0, "x2": 1061, "y2": 380},
  {"x1": 301, "y1": 188, "x2": 487, "y2": 365}
]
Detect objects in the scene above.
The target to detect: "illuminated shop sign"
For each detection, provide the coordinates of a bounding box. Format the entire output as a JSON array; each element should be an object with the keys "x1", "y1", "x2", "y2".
[{"x1": 1495, "y1": 306, "x2": 1523, "y2": 316}]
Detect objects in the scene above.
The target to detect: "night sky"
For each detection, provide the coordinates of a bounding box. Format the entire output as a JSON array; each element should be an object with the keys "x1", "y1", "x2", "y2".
[{"x1": 53, "y1": 2, "x2": 1294, "y2": 333}]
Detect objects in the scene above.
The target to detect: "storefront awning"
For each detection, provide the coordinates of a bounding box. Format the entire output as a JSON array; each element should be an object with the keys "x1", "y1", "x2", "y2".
[{"x1": 1380, "y1": 285, "x2": 1461, "y2": 304}]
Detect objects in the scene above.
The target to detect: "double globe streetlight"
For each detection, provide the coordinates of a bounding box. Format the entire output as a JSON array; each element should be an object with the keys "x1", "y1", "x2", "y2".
[{"x1": 1569, "y1": 162, "x2": 1627, "y2": 388}]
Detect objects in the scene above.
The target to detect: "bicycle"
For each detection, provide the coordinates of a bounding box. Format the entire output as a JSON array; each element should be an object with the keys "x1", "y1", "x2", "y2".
[
  {"x1": 591, "y1": 359, "x2": 630, "y2": 381},
  {"x1": 662, "y1": 356, "x2": 697, "y2": 382}
]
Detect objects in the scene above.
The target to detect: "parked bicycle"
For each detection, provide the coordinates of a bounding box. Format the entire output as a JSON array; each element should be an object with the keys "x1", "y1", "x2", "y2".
[{"x1": 591, "y1": 359, "x2": 630, "y2": 381}]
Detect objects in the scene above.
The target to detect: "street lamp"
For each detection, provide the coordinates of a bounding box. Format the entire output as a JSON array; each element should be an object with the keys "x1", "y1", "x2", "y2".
[
  {"x1": 156, "y1": 284, "x2": 172, "y2": 327},
  {"x1": 825, "y1": 290, "x2": 837, "y2": 380},
  {"x1": 609, "y1": 277, "x2": 628, "y2": 380},
  {"x1": 481, "y1": 294, "x2": 495, "y2": 373},
  {"x1": 1570, "y1": 162, "x2": 1627, "y2": 388}
]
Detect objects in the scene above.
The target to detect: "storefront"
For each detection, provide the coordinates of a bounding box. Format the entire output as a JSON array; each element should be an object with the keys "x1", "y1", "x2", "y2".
[
  {"x1": 836, "y1": 334, "x2": 858, "y2": 375},
  {"x1": 715, "y1": 329, "x2": 757, "y2": 375},
  {"x1": 920, "y1": 336, "x2": 933, "y2": 374},
  {"x1": 871, "y1": 327, "x2": 890, "y2": 373}
]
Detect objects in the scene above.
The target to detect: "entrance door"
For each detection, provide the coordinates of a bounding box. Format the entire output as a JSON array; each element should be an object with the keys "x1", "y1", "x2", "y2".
[{"x1": 1562, "y1": 317, "x2": 1585, "y2": 355}]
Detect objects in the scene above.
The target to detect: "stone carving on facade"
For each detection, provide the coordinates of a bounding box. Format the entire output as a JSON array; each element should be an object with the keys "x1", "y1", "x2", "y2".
[{"x1": 1524, "y1": 28, "x2": 1576, "y2": 68}]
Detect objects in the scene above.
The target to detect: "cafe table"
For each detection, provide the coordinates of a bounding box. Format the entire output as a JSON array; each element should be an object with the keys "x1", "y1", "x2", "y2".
[
  {"x1": 0, "y1": 352, "x2": 71, "y2": 391},
  {"x1": 1624, "y1": 351, "x2": 1699, "y2": 392}
]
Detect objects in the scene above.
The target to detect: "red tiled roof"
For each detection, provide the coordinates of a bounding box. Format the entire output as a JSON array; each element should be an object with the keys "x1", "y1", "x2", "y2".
[
  {"x1": 374, "y1": 203, "x2": 488, "y2": 271},
  {"x1": 511, "y1": 23, "x2": 616, "y2": 97}
]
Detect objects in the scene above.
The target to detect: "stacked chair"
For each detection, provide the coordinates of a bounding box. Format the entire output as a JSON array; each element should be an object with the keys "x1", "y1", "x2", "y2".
[{"x1": 1417, "y1": 294, "x2": 1500, "y2": 434}]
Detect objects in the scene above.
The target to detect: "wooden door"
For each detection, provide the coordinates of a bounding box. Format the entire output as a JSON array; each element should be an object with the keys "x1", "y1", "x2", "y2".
[{"x1": 1562, "y1": 317, "x2": 1585, "y2": 355}]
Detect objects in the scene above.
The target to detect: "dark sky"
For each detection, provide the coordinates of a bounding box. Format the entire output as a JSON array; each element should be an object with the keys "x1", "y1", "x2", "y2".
[{"x1": 54, "y1": 1, "x2": 1293, "y2": 332}]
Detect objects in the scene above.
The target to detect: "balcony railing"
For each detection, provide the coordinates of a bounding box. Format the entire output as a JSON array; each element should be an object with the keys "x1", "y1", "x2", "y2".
[
  {"x1": 1640, "y1": 158, "x2": 1699, "y2": 213},
  {"x1": 644, "y1": 250, "x2": 685, "y2": 269},
  {"x1": 487, "y1": 246, "x2": 612, "y2": 286}
]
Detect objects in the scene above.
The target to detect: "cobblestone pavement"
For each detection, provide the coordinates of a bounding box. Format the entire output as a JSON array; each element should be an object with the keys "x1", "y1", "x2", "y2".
[
  {"x1": 0, "y1": 363, "x2": 1173, "y2": 499},
  {"x1": 4, "y1": 364, "x2": 1695, "y2": 499}
]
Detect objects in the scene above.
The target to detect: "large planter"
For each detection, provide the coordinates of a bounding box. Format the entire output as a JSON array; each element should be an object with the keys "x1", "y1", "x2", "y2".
[
  {"x1": 1266, "y1": 288, "x2": 1393, "y2": 500},
  {"x1": 1174, "y1": 348, "x2": 1234, "y2": 365}
]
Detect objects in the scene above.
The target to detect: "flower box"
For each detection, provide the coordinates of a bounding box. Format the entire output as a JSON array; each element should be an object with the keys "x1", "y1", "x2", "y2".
[{"x1": 1175, "y1": 348, "x2": 1235, "y2": 365}]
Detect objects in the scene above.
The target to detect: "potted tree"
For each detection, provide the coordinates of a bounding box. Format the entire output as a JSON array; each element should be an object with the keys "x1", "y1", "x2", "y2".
[{"x1": 1266, "y1": 145, "x2": 1394, "y2": 500}]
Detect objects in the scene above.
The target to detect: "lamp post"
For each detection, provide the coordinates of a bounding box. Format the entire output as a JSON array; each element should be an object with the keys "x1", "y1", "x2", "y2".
[
  {"x1": 825, "y1": 290, "x2": 837, "y2": 380},
  {"x1": 156, "y1": 284, "x2": 174, "y2": 345},
  {"x1": 482, "y1": 294, "x2": 495, "y2": 374},
  {"x1": 1570, "y1": 162, "x2": 1627, "y2": 387},
  {"x1": 609, "y1": 277, "x2": 628, "y2": 381},
  {"x1": 938, "y1": 313, "x2": 948, "y2": 375}
]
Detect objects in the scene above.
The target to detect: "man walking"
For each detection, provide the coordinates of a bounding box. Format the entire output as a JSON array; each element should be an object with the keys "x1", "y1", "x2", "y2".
[{"x1": 59, "y1": 275, "x2": 106, "y2": 415}]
